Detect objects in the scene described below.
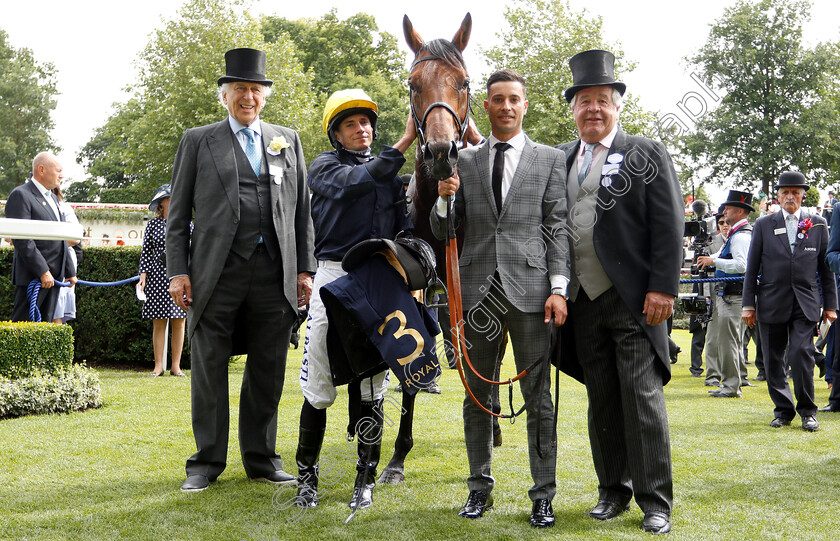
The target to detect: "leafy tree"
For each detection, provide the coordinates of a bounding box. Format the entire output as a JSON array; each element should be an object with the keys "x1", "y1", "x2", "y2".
[
  {"x1": 0, "y1": 29, "x2": 59, "y2": 197},
  {"x1": 261, "y1": 10, "x2": 410, "y2": 162},
  {"x1": 79, "y1": 0, "x2": 318, "y2": 193},
  {"x1": 682, "y1": 0, "x2": 840, "y2": 195},
  {"x1": 479, "y1": 0, "x2": 657, "y2": 147}
]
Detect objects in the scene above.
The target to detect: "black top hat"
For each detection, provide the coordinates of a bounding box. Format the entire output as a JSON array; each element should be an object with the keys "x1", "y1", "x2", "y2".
[
  {"x1": 719, "y1": 189, "x2": 755, "y2": 212},
  {"x1": 217, "y1": 48, "x2": 273, "y2": 87},
  {"x1": 776, "y1": 171, "x2": 809, "y2": 191},
  {"x1": 564, "y1": 49, "x2": 626, "y2": 103}
]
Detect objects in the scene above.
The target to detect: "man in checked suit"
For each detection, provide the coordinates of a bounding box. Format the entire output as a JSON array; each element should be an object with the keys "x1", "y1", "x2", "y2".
[
  {"x1": 167, "y1": 48, "x2": 315, "y2": 492},
  {"x1": 5, "y1": 152, "x2": 77, "y2": 322},
  {"x1": 433, "y1": 69, "x2": 568, "y2": 528},
  {"x1": 742, "y1": 171, "x2": 837, "y2": 432},
  {"x1": 556, "y1": 50, "x2": 683, "y2": 535}
]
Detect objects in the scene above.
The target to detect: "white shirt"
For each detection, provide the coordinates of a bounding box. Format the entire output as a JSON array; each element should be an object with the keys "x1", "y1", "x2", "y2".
[
  {"x1": 31, "y1": 178, "x2": 60, "y2": 220},
  {"x1": 486, "y1": 132, "x2": 526, "y2": 204},
  {"x1": 711, "y1": 218, "x2": 750, "y2": 274},
  {"x1": 573, "y1": 124, "x2": 618, "y2": 179},
  {"x1": 228, "y1": 116, "x2": 262, "y2": 154}
]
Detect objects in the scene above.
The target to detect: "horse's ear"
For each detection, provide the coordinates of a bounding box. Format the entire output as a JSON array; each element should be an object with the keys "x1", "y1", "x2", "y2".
[
  {"x1": 452, "y1": 13, "x2": 472, "y2": 52},
  {"x1": 403, "y1": 15, "x2": 424, "y2": 54}
]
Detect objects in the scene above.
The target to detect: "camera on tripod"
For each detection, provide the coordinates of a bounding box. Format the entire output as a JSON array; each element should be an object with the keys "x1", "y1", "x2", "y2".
[{"x1": 679, "y1": 199, "x2": 718, "y2": 322}]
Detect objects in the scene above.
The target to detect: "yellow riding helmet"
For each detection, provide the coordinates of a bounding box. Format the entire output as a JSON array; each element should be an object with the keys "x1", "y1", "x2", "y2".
[{"x1": 322, "y1": 89, "x2": 379, "y2": 149}]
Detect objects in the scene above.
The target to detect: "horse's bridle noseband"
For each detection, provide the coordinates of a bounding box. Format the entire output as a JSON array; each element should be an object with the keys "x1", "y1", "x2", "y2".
[{"x1": 408, "y1": 55, "x2": 471, "y2": 151}]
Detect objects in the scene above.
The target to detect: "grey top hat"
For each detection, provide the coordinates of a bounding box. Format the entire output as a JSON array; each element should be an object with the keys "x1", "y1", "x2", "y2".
[
  {"x1": 149, "y1": 184, "x2": 171, "y2": 212},
  {"x1": 776, "y1": 171, "x2": 809, "y2": 191},
  {"x1": 564, "y1": 49, "x2": 626, "y2": 103},
  {"x1": 217, "y1": 48, "x2": 273, "y2": 87}
]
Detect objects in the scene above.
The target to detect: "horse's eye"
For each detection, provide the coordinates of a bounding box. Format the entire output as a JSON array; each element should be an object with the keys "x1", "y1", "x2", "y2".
[{"x1": 462, "y1": 80, "x2": 470, "y2": 90}]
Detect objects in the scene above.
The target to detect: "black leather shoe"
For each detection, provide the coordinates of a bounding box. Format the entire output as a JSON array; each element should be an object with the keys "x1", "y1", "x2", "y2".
[
  {"x1": 642, "y1": 511, "x2": 671, "y2": 534},
  {"x1": 802, "y1": 415, "x2": 820, "y2": 432},
  {"x1": 769, "y1": 417, "x2": 792, "y2": 428},
  {"x1": 423, "y1": 381, "x2": 442, "y2": 394},
  {"x1": 252, "y1": 469, "x2": 297, "y2": 485},
  {"x1": 818, "y1": 404, "x2": 840, "y2": 412},
  {"x1": 704, "y1": 380, "x2": 719, "y2": 387},
  {"x1": 710, "y1": 390, "x2": 740, "y2": 398},
  {"x1": 690, "y1": 372, "x2": 703, "y2": 378},
  {"x1": 753, "y1": 375, "x2": 766, "y2": 382},
  {"x1": 459, "y1": 490, "x2": 493, "y2": 519},
  {"x1": 741, "y1": 380, "x2": 756, "y2": 387},
  {"x1": 181, "y1": 474, "x2": 210, "y2": 492},
  {"x1": 589, "y1": 499, "x2": 628, "y2": 520},
  {"x1": 530, "y1": 499, "x2": 555, "y2": 528}
]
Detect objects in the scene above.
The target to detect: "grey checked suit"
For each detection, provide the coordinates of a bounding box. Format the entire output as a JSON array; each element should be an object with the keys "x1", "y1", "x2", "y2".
[
  {"x1": 430, "y1": 135, "x2": 568, "y2": 501},
  {"x1": 167, "y1": 118, "x2": 315, "y2": 481}
]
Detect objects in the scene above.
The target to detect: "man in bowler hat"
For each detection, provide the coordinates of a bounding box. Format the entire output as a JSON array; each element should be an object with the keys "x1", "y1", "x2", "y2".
[
  {"x1": 556, "y1": 50, "x2": 683, "y2": 535},
  {"x1": 742, "y1": 171, "x2": 837, "y2": 432},
  {"x1": 696, "y1": 191, "x2": 755, "y2": 397},
  {"x1": 167, "y1": 48, "x2": 316, "y2": 492}
]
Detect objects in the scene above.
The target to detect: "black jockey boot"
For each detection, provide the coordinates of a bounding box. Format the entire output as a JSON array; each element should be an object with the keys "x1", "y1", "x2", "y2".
[
  {"x1": 296, "y1": 400, "x2": 326, "y2": 508},
  {"x1": 349, "y1": 398, "x2": 383, "y2": 510}
]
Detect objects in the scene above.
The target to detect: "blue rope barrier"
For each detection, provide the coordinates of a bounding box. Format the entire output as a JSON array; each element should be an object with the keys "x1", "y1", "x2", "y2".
[
  {"x1": 26, "y1": 275, "x2": 141, "y2": 322},
  {"x1": 680, "y1": 276, "x2": 744, "y2": 284}
]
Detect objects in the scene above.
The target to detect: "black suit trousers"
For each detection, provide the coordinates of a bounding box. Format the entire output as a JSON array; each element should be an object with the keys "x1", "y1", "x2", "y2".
[
  {"x1": 760, "y1": 299, "x2": 817, "y2": 419},
  {"x1": 571, "y1": 287, "x2": 673, "y2": 514},
  {"x1": 13, "y1": 284, "x2": 59, "y2": 323},
  {"x1": 186, "y1": 245, "x2": 294, "y2": 480}
]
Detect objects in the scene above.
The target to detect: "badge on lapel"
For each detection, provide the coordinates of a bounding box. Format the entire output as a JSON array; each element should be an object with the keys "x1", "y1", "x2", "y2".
[
  {"x1": 269, "y1": 164, "x2": 284, "y2": 185},
  {"x1": 600, "y1": 153, "x2": 624, "y2": 187}
]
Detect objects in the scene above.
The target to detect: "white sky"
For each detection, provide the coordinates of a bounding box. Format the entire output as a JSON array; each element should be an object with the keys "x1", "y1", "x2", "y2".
[{"x1": 3, "y1": 0, "x2": 839, "y2": 202}]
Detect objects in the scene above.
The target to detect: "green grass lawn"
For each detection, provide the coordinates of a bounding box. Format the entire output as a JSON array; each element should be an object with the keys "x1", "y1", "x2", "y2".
[{"x1": 2, "y1": 329, "x2": 839, "y2": 540}]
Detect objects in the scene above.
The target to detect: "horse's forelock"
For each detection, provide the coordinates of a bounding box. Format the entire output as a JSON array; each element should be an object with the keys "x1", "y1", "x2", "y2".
[{"x1": 417, "y1": 39, "x2": 467, "y2": 72}]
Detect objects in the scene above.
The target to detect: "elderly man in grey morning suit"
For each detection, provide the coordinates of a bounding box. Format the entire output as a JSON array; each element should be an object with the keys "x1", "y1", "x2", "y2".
[
  {"x1": 433, "y1": 69, "x2": 568, "y2": 529},
  {"x1": 167, "y1": 48, "x2": 315, "y2": 493},
  {"x1": 556, "y1": 50, "x2": 683, "y2": 535},
  {"x1": 742, "y1": 171, "x2": 837, "y2": 432}
]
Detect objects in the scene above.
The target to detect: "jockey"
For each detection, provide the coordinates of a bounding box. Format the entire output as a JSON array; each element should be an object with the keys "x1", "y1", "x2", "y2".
[{"x1": 295, "y1": 89, "x2": 417, "y2": 510}]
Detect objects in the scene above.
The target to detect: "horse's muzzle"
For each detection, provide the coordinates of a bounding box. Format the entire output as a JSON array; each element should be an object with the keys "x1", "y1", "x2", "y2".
[{"x1": 423, "y1": 140, "x2": 459, "y2": 181}]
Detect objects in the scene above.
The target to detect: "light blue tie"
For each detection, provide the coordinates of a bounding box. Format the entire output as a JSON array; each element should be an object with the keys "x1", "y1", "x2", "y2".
[
  {"x1": 786, "y1": 214, "x2": 797, "y2": 252},
  {"x1": 578, "y1": 142, "x2": 597, "y2": 185},
  {"x1": 241, "y1": 128, "x2": 262, "y2": 176}
]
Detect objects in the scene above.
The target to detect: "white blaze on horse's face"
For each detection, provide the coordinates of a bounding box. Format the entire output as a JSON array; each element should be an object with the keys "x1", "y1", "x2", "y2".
[
  {"x1": 484, "y1": 80, "x2": 528, "y2": 141},
  {"x1": 334, "y1": 113, "x2": 373, "y2": 152}
]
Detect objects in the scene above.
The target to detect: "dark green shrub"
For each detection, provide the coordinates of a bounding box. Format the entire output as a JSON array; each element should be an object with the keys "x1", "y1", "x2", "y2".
[
  {"x1": 0, "y1": 364, "x2": 102, "y2": 418},
  {"x1": 0, "y1": 322, "x2": 73, "y2": 379}
]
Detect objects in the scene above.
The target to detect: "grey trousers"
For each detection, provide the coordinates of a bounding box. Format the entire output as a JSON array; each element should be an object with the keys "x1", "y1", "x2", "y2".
[
  {"x1": 706, "y1": 295, "x2": 746, "y2": 395},
  {"x1": 461, "y1": 285, "x2": 557, "y2": 501}
]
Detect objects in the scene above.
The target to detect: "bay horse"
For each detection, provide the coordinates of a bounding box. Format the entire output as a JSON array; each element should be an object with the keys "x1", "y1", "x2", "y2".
[{"x1": 378, "y1": 12, "x2": 489, "y2": 485}]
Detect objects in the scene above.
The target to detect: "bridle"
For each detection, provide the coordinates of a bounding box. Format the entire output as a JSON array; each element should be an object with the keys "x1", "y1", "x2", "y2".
[{"x1": 408, "y1": 54, "x2": 471, "y2": 153}]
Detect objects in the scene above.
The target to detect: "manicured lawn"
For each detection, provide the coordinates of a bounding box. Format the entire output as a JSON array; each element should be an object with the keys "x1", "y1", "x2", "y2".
[{"x1": 1, "y1": 329, "x2": 838, "y2": 540}]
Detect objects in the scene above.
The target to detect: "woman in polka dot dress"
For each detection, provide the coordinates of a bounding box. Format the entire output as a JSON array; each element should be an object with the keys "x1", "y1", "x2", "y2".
[{"x1": 139, "y1": 184, "x2": 187, "y2": 377}]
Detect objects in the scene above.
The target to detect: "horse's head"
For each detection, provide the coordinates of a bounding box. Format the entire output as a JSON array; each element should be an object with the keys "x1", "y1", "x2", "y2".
[{"x1": 404, "y1": 13, "x2": 471, "y2": 181}]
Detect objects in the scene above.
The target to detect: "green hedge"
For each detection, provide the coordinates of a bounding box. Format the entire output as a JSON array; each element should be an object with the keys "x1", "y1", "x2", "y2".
[
  {"x1": 0, "y1": 322, "x2": 73, "y2": 379},
  {"x1": 0, "y1": 247, "x2": 190, "y2": 368},
  {"x1": 0, "y1": 364, "x2": 102, "y2": 418}
]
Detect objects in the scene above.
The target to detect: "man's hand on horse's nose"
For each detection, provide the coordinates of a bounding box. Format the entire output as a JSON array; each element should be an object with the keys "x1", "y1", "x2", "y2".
[{"x1": 438, "y1": 173, "x2": 460, "y2": 197}]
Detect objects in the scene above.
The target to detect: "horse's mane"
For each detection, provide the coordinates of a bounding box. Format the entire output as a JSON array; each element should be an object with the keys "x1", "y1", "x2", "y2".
[{"x1": 416, "y1": 39, "x2": 467, "y2": 71}]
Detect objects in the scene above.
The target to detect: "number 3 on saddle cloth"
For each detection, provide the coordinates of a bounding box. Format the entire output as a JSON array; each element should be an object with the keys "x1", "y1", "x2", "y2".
[{"x1": 320, "y1": 238, "x2": 441, "y2": 394}]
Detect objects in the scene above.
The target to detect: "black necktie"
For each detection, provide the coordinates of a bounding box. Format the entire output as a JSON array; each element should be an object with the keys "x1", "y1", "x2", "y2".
[{"x1": 492, "y1": 142, "x2": 511, "y2": 213}]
